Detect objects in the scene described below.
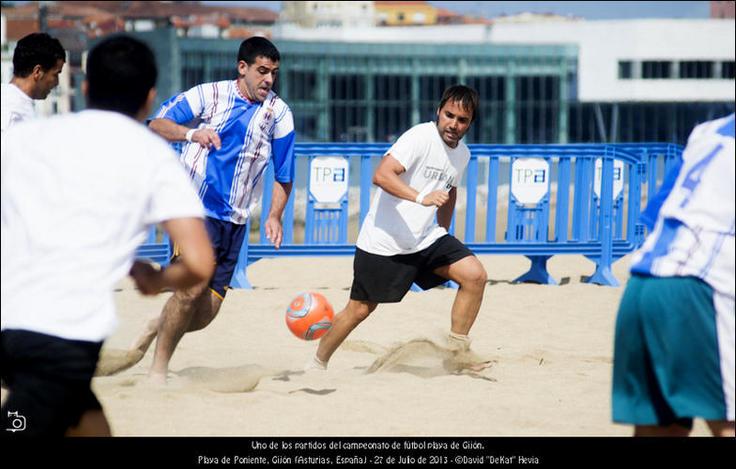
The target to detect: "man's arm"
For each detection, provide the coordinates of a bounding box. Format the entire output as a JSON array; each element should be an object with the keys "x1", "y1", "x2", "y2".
[
  {"x1": 373, "y1": 153, "x2": 449, "y2": 207},
  {"x1": 436, "y1": 186, "x2": 457, "y2": 230},
  {"x1": 130, "y1": 217, "x2": 215, "y2": 295},
  {"x1": 264, "y1": 181, "x2": 293, "y2": 249},
  {"x1": 148, "y1": 118, "x2": 221, "y2": 150}
]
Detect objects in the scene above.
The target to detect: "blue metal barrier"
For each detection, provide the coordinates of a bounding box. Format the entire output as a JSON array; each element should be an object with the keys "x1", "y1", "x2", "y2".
[
  {"x1": 136, "y1": 142, "x2": 683, "y2": 289},
  {"x1": 134, "y1": 225, "x2": 171, "y2": 267}
]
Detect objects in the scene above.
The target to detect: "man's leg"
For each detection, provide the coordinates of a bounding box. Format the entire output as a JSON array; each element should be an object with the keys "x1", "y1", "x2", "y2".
[
  {"x1": 432, "y1": 256, "x2": 488, "y2": 336},
  {"x1": 133, "y1": 288, "x2": 223, "y2": 350},
  {"x1": 96, "y1": 289, "x2": 223, "y2": 378},
  {"x1": 148, "y1": 282, "x2": 223, "y2": 382},
  {"x1": 65, "y1": 409, "x2": 112, "y2": 437},
  {"x1": 633, "y1": 424, "x2": 691, "y2": 437},
  {"x1": 128, "y1": 316, "x2": 162, "y2": 358},
  {"x1": 706, "y1": 420, "x2": 735, "y2": 437},
  {"x1": 315, "y1": 300, "x2": 378, "y2": 366}
]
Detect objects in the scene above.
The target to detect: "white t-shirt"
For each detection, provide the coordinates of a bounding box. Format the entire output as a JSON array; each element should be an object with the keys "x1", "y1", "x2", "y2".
[
  {"x1": 356, "y1": 121, "x2": 471, "y2": 256},
  {"x1": 631, "y1": 113, "x2": 735, "y2": 299},
  {"x1": 1, "y1": 110, "x2": 205, "y2": 342},
  {"x1": 1, "y1": 83, "x2": 35, "y2": 133}
]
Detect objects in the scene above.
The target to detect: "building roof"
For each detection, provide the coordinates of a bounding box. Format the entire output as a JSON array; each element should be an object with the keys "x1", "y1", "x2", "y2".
[
  {"x1": 1, "y1": 1, "x2": 277, "y2": 43},
  {"x1": 436, "y1": 8, "x2": 461, "y2": 19},
  {"x1": 435, "y1": 6, "x2": 492, "y2": 25},
  {"x1": 374, "y1": 1, "x2": 429, "y2": 6},
  {"x1": 225, "y1": 7, "x2": 279, "y2": 23},
  {"x1": 5, "y1": 19, "x2": 40, "y2": 42},
  {"x1": 228, "y1": 26, "x2": 271, "y2": 39},
  {"x1": 492, "y1": 12, "x2": 581, "y2": 23},
  {"x1": 59, "y1": 1, "x2": 277, "y2": 23}
]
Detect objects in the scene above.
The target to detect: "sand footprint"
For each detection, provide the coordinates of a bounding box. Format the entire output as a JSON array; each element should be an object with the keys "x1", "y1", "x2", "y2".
[
  {"x1": 176, "y1": 365, "x2": 271, "y2": 393},
  {"x1": 366, "y1": 338, "x2": 496, "y2": 380},
  {"x1": 342, "y1": 340, "x2": 389, "y2": 355}
]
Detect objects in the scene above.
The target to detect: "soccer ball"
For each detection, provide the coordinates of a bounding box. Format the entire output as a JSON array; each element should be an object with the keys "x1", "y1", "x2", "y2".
[{"x1": 285, "y1": 292, "x2": 334, "y2": 340}]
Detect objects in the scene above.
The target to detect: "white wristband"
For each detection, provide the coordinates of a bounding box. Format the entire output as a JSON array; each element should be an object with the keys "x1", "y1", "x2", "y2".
[
  {"x1": 415, "y1": 193, "x2": 424, "y2": 204},
  {"x1": 185, "y1": 128, "x2": 196, "y2": 143}
]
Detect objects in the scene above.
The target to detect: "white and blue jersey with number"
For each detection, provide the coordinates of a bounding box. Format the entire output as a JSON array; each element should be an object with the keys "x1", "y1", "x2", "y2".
[
  {"x1": 154, "y1": 80, "x2": 296, "y2": 224},
  {"x1": 631, "y1": 113, "x2": 735, "y2": 298}
]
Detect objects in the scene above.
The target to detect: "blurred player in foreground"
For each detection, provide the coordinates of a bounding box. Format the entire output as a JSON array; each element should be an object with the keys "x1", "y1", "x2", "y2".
[
  {"x1": 612, "y1": 113, "x2": 735, "y2": 437},
  {"x1": 1, "y1": 35, "x2": 214, "y2": 436}
]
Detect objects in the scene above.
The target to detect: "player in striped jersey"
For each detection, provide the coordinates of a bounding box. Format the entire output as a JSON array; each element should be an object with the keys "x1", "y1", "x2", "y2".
[
  {"x1": 612, "y1": 113, "x2": 735, "y2": 436},
  {"x1": 130, "y1": 37, "x2": 295, "y2": 383}
]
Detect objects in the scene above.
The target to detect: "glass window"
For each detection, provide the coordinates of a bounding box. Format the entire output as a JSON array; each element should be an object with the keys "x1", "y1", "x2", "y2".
[
  {"x1": 618, "y1": 61, "x2": 633, "y2": 79},
  {"x1": 722, "y1": 61, "x2": 735, "y2": 79},
  {"x1": 181, "y1": 67, "x2": 204, "y2": 90},
  {"x1": 374, "y1": 75, "x2": 411, "y2": 142},
  {"x1": 641, "y1": 61, "x2": 672, "y2": 79},
  {"x1": 287, "y1": 71, "x2": 317, "y2": 101},
  {"x1": 329, "y1": 75, "x2": 367, "y2": 141},
  {"x1": 419, "y1": 75, "x2": 456, "y2": 122},
  {"x1": 515, "y1": 75, "x2": 560, "y2": 144},
  {"x1": 212, "y1": 67, "x2": 236, "y2": 82},
  {"x1": 679, "y1": 61, "x2": 714, "y2": 79},
  {"x1": 568, "y1": 102, "x2": 736, "y2": 145},
  {"x1": 293, "y1": 114, "x2": 317, "y2": 141},
  {"x1": 465, "y1": 76, "x2": 505, "y2": 144}
]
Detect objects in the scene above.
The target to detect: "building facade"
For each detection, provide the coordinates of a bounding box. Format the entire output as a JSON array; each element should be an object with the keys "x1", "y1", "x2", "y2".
[
  {"x1": 129, "y1": 28, "x2": 576, "y2": 145},
  {"x1": 4, "y1": 6, "x2": 732, "y2": 146},
  {"x1": 280, "y1": 1, "x2": 375, "y2": 28},
  {"x1": 127, "y1": 16, "x2": 734, "y2": 146},
  {"x1": 374, "y1": 1, "x2": 438, "y2": 26}
]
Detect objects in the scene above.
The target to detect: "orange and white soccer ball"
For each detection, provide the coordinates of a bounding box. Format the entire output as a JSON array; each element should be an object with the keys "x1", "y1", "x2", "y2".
[{"x1": 285, "y1": 292, "x2": 334, "y2": 340}]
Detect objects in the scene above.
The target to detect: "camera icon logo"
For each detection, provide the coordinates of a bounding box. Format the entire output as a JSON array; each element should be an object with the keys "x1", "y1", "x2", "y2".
[{"x1": 6, "y1": 411, "x2": 26, "y2": 432}]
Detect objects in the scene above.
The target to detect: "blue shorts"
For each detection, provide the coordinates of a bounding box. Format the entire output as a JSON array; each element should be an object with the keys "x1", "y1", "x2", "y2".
[
  {"x1": 205, "y1": 217, "x2": 247, "y2": 299},
  {"x1": 174, "y1": 217, "x2": 247, "y2": 299},
  {"x1": 612, "y1": 274, "x2": 735, "y2": 427}
]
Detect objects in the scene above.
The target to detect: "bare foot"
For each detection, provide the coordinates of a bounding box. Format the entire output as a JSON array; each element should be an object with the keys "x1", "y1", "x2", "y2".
[
  {"x1": 303, "y1": 355, "x2": 328, "y2": 372},
  {"x1": 147, "y1": 371, "x2": 168, "y2": 386},
  {"x1": 466, "y1": 361, "x2": 494, "y2": 372}
]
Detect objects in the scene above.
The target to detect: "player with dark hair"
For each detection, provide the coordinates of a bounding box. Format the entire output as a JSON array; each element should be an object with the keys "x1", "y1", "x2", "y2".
[
  {"x1": 105, "y1": 36, "x2": 297, "y2": 383},
  {"x1": 1, "y1": 32, "x2": 66, "y2": 131},
  {"x1": 307, "y1": 85, "x2": 489, "y2": 370},
  {"x1": 1, "y1": 35, "x2": 215, "y2": 436}
]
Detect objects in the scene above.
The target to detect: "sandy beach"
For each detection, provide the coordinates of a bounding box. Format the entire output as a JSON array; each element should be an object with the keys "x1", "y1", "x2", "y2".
[{"x1": 87, "y1": 253, "x2": 712, "y2": 437}]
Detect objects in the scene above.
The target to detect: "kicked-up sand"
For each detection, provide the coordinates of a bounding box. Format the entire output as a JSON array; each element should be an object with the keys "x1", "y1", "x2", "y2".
[{"x1": 86, "y1": 253, "x2": 712, "y2": 436}]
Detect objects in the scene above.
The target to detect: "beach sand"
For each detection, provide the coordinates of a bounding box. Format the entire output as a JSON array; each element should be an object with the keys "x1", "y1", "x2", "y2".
[{"x1": 90, "y1": 254, "x2": 711, "y2": 436}]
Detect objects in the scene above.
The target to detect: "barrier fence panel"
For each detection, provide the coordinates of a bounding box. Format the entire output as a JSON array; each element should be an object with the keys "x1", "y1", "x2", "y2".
[{"x1": 136, "y1": 142, "x2": 683, "y2": 289}]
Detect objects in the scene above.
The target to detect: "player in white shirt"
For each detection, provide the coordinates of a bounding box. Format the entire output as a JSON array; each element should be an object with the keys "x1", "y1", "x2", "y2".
[
  {"x1": 308, "y1": 85, "x2": 490, "y2": 370},
  {"x1": 1, "y1": 33, "x2": 65, "y2": 132},
  {"x1": 0, "y1": 36, "x2": 215, "y2": 437},
  {"x1": 612, "y1": 113, "x2": 735, "y2": 437}
]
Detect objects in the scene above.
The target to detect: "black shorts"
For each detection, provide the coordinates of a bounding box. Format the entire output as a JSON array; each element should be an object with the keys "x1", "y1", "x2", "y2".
[
  {"x1": 1, "y1": 330, "x2": 103, "y2": 437},
  {"x1": 173, "y1": 217, "x2": 247, "y2": 299},
  {"x1": 350, "y1": 234, "x2": 475, "y2": 303}
]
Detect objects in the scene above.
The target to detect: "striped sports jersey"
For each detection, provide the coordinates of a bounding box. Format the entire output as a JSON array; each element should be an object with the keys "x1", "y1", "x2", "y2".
[
  {"x1": 631, "y1": 113, "x2": 735, "y2": 298},
  {"x1": 155, "y1": 80, "x2": 296, "y2": 224}
]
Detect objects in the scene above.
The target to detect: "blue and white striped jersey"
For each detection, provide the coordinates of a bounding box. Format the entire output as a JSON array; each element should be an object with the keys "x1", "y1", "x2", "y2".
[
  {"x1": 631, "y1": 113, "x2": 735, "y2": 298},
  {"x1": 155, "y1": 80, "x2": 296, "y2": 224}
]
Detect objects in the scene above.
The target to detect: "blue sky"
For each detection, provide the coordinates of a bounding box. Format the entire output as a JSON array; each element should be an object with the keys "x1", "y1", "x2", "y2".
[{"x1": 205, "y1": 1, "x2": 712, "y2": 20}]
